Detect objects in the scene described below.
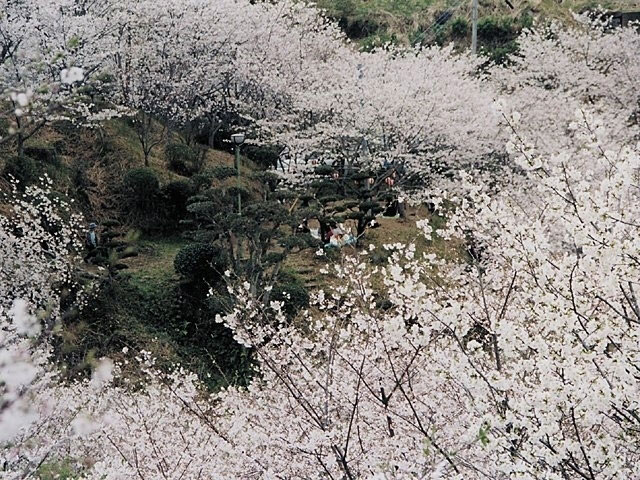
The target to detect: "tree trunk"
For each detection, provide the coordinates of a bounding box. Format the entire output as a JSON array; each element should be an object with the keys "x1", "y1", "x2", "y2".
[
  {"x1": 208, "y1": 116, "x2": 221, "y2": 148},
  {"x1": 16, "y1": 132, "x2": 24, "y2": 158}
]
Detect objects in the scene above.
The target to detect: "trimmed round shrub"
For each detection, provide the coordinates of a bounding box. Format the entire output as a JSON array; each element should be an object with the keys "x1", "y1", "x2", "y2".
[
  {"x1": 242, "y1": 143, "x2": 280, "y2": 169},
  {"x1": 123, "y1": 167, "x2": 159, "y2": 203},
  {"x1": 168, "y1": 157, "x2": 189, "y2": 176},
  {"x1": 174, "y1": 243, "x2": 227, "y2": 282},
  {"x1": 163, "y1": 180, "x2": 194, "y2": 206},
  {"x1": 227, "y1": 185, "x2": 251, "y2": 202},
  {"x1": 314, "y1": 164, "x2": 334, "y2": 176},
  {"x1": 359, "y1": 200, "x2": 380, "y2": 212},
  {"x1": 252, "y1": 171, "x2": 280, "y2": 191},
  {"x1": 206, "y1": 165, "x2": 237, "y2": 180},
  {"x1": 274, "y1": 190, "x2": 295, "y2": 201},
  {"x1": 333, "y1": 204, "x2": 347, "y2": 213},
  {"x1": 350, "y1": 171, "x2": 371, "y2": 181},
  {"x1": 190, "y1": 173, "x2": 212, "y2": 191}
]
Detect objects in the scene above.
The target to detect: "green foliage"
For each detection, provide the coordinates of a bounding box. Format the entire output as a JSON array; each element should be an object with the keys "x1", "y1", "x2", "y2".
[
  {"x1": 409, "y1": 26, "x2": 427, "y2": 47},
  {"x1": 476, "y1": 14, "x2": 532, "y2": 64},
  {"x1": 174, "y1": 243, "x2": 228, "y2": 282},
  {"x1": 3, "y1": 155, "x2": 39, "y2": 185},
  {"x1": 361, "y1": 31, "x2": 397, "y2": 51},
  {"x1": 24, "y1": 142, "x2": 58, "y2": 165},
  {"x1": 369, "y1": 248, "x2": 391, "y2": 265},
  {"x1": 187, "y1": 193, "x2": 212, "y2": 205},
  {"x1": 483, "y1": 41, "x2": 519, "y2": 65},
  {"x1": 478, "y1": 424, "x2": 491, "y2": 446},
  {"x1": 162, "y1": 180, "x2": 195, "y2": 227},
  {"x1": 190, "y1": 173, "x2": 213, "y2": 190},
  {"x1": 263, "y1": 251, "x2": 286, "y2": 265},
  {"x1": 186, "y1": 199, "x2": 218, "y2": 217},
  {"x1": 314, "y1": 164, "x2": 335, "y2": 176},
  {"x1": 451, "y1": 17, "x2": 468, "y2": 38},
  {"x1": 274, "y1": 190, "x2": 296, "y2": 201},
  {"x1": 242, "y1": 143, "x2": 281, "y2": 169},
  {"x1": 433, "y1": 23, "x2": 449, "y2": 46},
  {"x1": 477, "y1": 16, "x2": 516, "y2": 43},
  {"x1": 519, "y1": 13, "x2": 533, "y2": 29},
  {"x1": 316, "y1": 0, "x2": 548, "y2": 50},
  {"x1": 317, "y1": 0, "x2": 438, "y2": 46},
  {"x1": 376, "y1": 297, "x2": 394, "y2": 310},
  {"x1": 62, "y1": 266, "x2": 253, "y2": 390},
  {"x1": 333, "y1": 204, "x2": 347, "y2": 213},
  {"x1": 0, "y1": 116, "x2": 9, "y2": 137},
  {"x1": 122, "y1": 168, "x2": 161, "y2": 228},
  {"x1": 318, "y1": 194, "x2": 340, "y2": 203},
  {"x1": 272, "y1": 271, "x2": 310, "y2": 317},
  {"x1": 227, "y1": 185, "x2": 251, "y2": 201},
  {"x1": 37, "y1": 458, "x2": 78, "y2": 480},
  {"x1": 101, "y1": 219, "x2": 121, "y2": 229},
  {"x1": 165, "y1": 142, "x2": 199, "y2": 176},
  {"x1": 123, "y1": 167, "x2": 159, "y2": 201},
  {"x1": 67, "y1": 34, "x2": 80, "y2": 49},
  {"x1": 252, "y1": 171, "x2": 281, "y2": 191},
  {"x1": 206, "y1": 165, "x2": 237, "y2": 180},
  {"x1": 164, "y1": 179, "x2": 194, "y2": 202},
  {"x1": 281, "y1": 233, "x2": 320, "y2": 251},
  {"x1": 359, "y1": 199, "x2": 380, "y2": 212}
]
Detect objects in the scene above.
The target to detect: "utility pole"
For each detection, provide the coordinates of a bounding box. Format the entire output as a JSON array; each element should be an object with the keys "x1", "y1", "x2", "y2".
[{"x1": 471, "y1": 0, "x2": 479, "y2": 54}]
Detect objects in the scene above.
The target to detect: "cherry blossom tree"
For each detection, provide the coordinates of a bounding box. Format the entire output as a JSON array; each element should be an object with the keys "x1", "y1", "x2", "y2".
[
  {"x1": 0, "y1": 0, "x2": 122, "y2": 154},
  {"x1": 5, "y1": 115, "x2": 640, "y2": 479},
  {"x1": 490, "y1": 14, "x2": 640, "y2": 158},
  {"x1": 0, "y1": 177, "x2": 84, "y2": 446},
  {"x1": 2, "y1": 4, "x2": 640, "y2": 480},
  {"x1": 252, "y1": 42, "x2": 505, "y2": 185}
]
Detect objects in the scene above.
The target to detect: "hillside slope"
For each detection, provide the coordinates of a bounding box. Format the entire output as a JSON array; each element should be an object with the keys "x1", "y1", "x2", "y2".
[
  {"x1": 315, "y1": 0, "x2": 639, "y2": 50},
  {"x1": 0, "y1": 118, "x2": 262, "y2": 387},
  {"x1": 2, "y1": 116, "x2": 456, "y2": 389}
]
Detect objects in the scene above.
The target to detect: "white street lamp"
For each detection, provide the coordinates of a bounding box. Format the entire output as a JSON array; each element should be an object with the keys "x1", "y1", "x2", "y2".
[{"x1": 231, "y1": 133, "x2": 245, "y2": 146}]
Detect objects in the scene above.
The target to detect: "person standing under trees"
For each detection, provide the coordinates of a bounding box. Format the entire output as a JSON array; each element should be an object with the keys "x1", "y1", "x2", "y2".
[
  {"x1": 84, "y1": 222, "x2": 99, "y2": 262},
  {"x1": 397, "y1": 195, "x2": 406, "y2": 220}
]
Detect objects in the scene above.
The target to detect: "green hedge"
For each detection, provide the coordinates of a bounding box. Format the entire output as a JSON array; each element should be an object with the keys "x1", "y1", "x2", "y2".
[
  {"x1": 174, "y1": 243, "x2": 228, "y2": 282},
  {"x1": 124, "y1": 168, "x2": 159, "y2": 199}
]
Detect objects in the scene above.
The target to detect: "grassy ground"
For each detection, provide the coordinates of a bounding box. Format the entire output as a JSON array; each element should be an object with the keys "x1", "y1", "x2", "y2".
[
  {"x1": 125, "y1": 236, "x2": 187, "y2": 289},
  {"x1": 284, "y1": 204, "x2": 466, "y2": 293}
]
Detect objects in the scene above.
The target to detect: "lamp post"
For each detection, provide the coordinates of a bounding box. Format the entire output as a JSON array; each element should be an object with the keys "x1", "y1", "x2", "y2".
[{"x1": 231, "y1": 132, "x2": 245, "y2": 215}]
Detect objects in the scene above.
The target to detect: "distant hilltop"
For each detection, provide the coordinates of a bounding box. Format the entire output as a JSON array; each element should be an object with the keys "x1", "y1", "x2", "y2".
[{"x1": 311, "y1": 0, "x2": 640, "y2": 49}]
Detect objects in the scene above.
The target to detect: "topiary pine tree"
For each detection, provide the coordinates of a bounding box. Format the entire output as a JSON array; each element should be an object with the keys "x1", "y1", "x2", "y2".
[
  {"x1": 300, "y1": 159, "x2": 417, "y2": 244},
  {"x1": 182, "y1": 165, "x2": 320, "y2": 301}
]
